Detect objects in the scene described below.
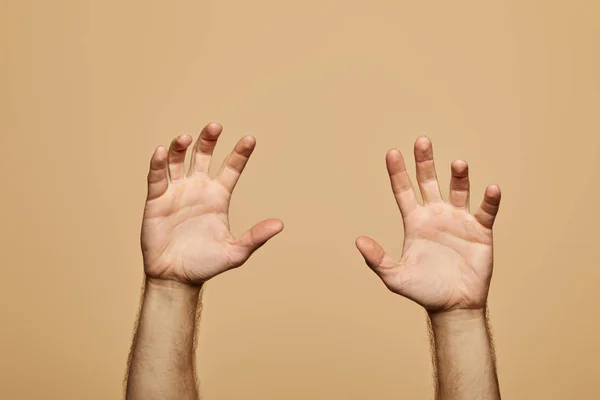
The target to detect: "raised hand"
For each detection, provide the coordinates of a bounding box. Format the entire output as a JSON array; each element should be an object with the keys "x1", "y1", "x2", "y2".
[
  {"x1": 140, "y1": 122, "x2": 284, "y2": 285},
  {"x1": 356, "y1": 137, "x2": 501, "y2": 312}
]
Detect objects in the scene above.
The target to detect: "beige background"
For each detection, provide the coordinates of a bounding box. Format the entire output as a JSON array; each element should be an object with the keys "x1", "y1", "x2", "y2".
[{"x1": 1, "y1": 0, "x2": 599, "y2": 399}]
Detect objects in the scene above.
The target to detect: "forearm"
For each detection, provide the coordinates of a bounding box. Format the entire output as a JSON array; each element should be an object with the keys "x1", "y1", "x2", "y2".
[
  {"x1": 428, "y1": 308, "x2": 500, "y2": 400},
  {"x1": 126, "y1": 278, "x2": 202, "y2": 400}
]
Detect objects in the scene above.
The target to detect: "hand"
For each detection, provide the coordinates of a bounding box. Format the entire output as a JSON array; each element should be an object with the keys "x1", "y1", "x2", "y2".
[
  {"x1": 140, "y1": 122, "x2": 284, "y2": 286},
  {"x1": 356, "y1": 137, "x2": 501, "y2": 312}
]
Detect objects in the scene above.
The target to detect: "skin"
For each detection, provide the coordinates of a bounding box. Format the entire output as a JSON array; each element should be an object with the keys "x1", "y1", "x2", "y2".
[
  {"x1": 125, "y1": 122, "x2": 284, "y2": 400},
  {"x1": 125, "y1": 127, "x2": 501, "y2": 399},
  {"x1": 356, "y1": 137, "x2": 502, "y2": 399}
]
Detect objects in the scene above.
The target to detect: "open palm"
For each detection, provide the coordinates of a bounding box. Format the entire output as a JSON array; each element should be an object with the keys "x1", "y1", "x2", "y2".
[
  {"x1": 356, "y1": 137, "x2": 501, "y2": 311},
  {"x1": 141, "y1": 123, "x2": 283, "y2": 285}
]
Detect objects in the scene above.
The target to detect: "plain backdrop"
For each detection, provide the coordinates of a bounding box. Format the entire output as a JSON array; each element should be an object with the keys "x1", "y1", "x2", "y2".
[{"x1": 1, "y1": 1, "x2": 599, "y2": 399}]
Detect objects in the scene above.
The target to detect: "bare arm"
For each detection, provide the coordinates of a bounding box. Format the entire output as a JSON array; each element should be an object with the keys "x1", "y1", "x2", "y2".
[
  {"x1": 124, "y1": 122, "x2": 283, "y2": 400},
  {"x1": 428, "y1": 309, "x2": 500, "y2": 399},
  {"x1": 356, "y1": 137, "x2": 502, "y2": 399},
  {"x1": 126, "y1": 280, "x2": 201, "y2": 400}
]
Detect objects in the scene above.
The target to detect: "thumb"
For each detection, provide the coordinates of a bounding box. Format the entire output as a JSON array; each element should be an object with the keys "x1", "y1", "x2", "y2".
[
  {"x1": 355, "y1": 236, "x2": 397, "y2": 276},
  {"x1": 235, "y1": 218, "x2": 284, "y2": 256}
]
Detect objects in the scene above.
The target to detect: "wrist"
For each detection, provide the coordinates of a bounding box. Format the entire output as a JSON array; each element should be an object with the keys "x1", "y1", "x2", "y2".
[
  {"x1": 145, "y1": 277, "x2": 202, "y2": 300},
  {"x1": 428, "y1": 307, "x2": 487, "y2": 332}
]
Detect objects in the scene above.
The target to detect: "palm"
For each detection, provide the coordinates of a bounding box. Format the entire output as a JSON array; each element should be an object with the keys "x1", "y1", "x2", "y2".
[
  {"x1": 357, "y1": 137, "x2": 501, "y2": 312},
  {"x1": 140, "y1": 123, "x2": 283, "y2": 286},
  {"x1": 395, "y1": 204, "x2": 493, "y2": 310},
  {"x1": 142, "y1": 174, "x2": 237, "y2": 283}
]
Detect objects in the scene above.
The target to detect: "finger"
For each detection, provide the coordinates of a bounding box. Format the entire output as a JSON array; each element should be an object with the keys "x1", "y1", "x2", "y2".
[
  {"x1": 234, "y1": 218, "x2": 284, "y2": 256},
  {"x1": 414, "y1": 137, "x2": 443, "y2": 203},
  {"x1": 355, "y1": 236, "x2": 397, "y2": 277},
  {"x1": 189, "y1": 122, "x2": 223, "y2": 175},
  {"x1": 217, "y1": 135, "x2": 256, "y2": 193},
  {"x1": 167, "y1": 134, "x2": 193, "y2": 181},
  {"x1": 386, "y1": 149, "x2": 419, "y2": 216},
  {"x1": 147, "y1": 146, "x2": 169, "y2": 200},
  {"x1": 449, "y1": 160, "x2": 470, "y2": 209},
  {"x1": 474, "y1": 184, "x2": 501, "y2": 229}
]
